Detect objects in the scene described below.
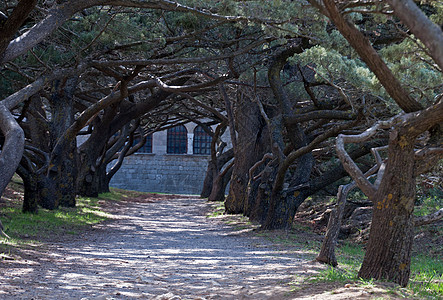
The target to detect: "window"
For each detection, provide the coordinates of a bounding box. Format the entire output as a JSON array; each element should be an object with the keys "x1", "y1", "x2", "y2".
[
  {"x1": 167, "y1": 125, "x2": 187, "y2": 154},
  {"x1": 193, "y1": 126, "x2": 212, "y2": 155},
  {"x1": 133, "y1": 134, "x2": 152, "y2": 153}
]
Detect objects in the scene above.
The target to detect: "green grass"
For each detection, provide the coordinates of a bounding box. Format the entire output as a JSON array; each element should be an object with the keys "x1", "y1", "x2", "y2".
[
  {"x1": 335, "y1": 241, "x2": 365, "y2": 268},
  {"x1": 414, "y1": 189, "x2": 443, "y2": 217},
  {"x1": 310, "y1": 266, "x2": 356, "y2": 283},
  {"x1": 409, "y1": 254, "x2": 443, "y2": 299},
  {"x1": 206, "y1": 201, "x2": 225, "y2": 218},
  {"x1": 309, "y1": 242, "x2": 363, "y2": 283},
  {"x1": 307, "y1": 241, "x2": 442, "y2": 299},
  {"x1": 0, "y1": 190, "x2": 121, "y2": 253},
  {"x1": 104, "y1": 187, "x2": 148, "y2": 200}
]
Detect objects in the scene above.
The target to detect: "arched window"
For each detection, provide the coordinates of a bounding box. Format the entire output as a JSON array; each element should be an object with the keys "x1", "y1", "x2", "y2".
[
  {"x1": 133, "y1": 134, "x2": 152, "y2": 153},
  {"x1": 193, "y1": 126, "x2": 212, "y2": 155},
  {"x1": 167, "y1": 125, "x2": 187, "y2": 154}
]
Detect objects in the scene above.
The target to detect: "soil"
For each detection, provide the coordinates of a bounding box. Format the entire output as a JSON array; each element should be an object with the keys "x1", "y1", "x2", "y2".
[{"x1": 0, "y1": 193, "x2": 408, "y2": 299}]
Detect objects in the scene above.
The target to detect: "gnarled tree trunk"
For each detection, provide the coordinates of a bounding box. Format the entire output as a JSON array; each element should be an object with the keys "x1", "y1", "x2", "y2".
[
  {"x1": 47, "y1": 78, "x2": 78, "y2": 207},
  {"x1": 208, "y1": 160, "x2": 234, "y2": 202},
  {"x1": 336, "y1": 100, "x2": 443, "y2": 286},
  {"x1": 358, "y1": 138, "x2": 416, "y2": 286},
  {"x1": 0, "y1": 104, "x2": 25, "y2": 197},
  {"x1": 225, "y1": 95, "x2": 269, "y2": 213}
]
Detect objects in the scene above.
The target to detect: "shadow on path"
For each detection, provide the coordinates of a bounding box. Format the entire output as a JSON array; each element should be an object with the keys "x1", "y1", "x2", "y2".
[{"x1": 0, "y1": 197, "x2": 323, "y2": 299}]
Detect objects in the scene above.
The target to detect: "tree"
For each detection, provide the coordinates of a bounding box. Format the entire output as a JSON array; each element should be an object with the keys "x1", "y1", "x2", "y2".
[
  {"x1": 0, "y1": 0, "x2": 37, "y2": 200},
  {"x1": 310, "y1": 0, "x2": 443, "y2": 286},
  {"x1": 0, "y1": 0, "x2": 275, "y2": 201}
]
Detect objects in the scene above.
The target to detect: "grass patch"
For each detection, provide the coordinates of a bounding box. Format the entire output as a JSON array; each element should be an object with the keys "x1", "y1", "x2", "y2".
[
  {"x1": 206, "y1": 201, "x2": 225, "y2": 218},
  {"x1": 256, "y1": 229, "x2": 322, "y2": 258},
  {"x1": 309, "y1": 266, "x2": 356, "y2": 283},
  {"x1": 306, "y1": 241, "x2": 442, "y2": 299},
  {"x1": 309, "y1": 242, "x2": 363, "y2": 283},
  {"x1": 0, "y1": 187, "x2": 123, "y2": 259},
  {"x1": 1, "y1": 196, "x2": 112, "y2": 240},
  {"x1": 104, "y1": 187, "x2": 148, "y2": 200},
  {"x1": 408, "y1": 254, "x2": 443, "y2": 299},
  {"x1": 335, "y1": 241, "x2": 365, "y2": 269}
]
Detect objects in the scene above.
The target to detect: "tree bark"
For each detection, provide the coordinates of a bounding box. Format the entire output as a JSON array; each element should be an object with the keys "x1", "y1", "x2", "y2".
[
  {"x1": 358, "y1": 133, "x2": 415, "y2": 287},
  {"x1": 0, "y1": 104, "x2": 25, "y2": 197},
  {"x1": 316, "y1": 183, "x2": 355, "y2": 267},
  {"x1": 0, "y1": 0, "x2": 37, "y2": 60},
  {"x1": 337, "y1": 100, "x2": 443, "y2": 286},
  {"x1": 201, "y1": 123, "x2": 230, "y2": 198},
  {"x1": 19, "y1": 173, "x2": 39, "y2": 214},
  {"x1": 201, "y1": 162, "x2": 216, "y2": 198},
  {"x1": 208, "y1": 160, "x2": 234, "y2": 202},
  {"x1": 317, "y1": 157, "x2": 382, "y2": 267},
  {"x1": 258, "y1": 44, "x2": 316, "y2": 230},
  {"x1": 16, "y1": 145, "x2": 50, "y2": 213},
  {"x1": 47, "y1": 78, "x2": 78, "y2": 207},
  {"x1": 225, "y1": 95, "x2": 269, "y2": 213}
]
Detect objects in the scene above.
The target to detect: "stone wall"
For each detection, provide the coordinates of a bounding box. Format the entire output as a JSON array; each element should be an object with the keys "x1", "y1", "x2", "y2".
[
  {"x1": 106, "y1": 122, "x2": 231, "y2": 195},
  {"x1": 109, "y1": 153, "x2": 210, "y2": 195}
]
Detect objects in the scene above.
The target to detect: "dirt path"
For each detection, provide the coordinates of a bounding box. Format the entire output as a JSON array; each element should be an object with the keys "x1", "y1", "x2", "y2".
[{"x1": 0, "y1": 196, "x2": 403, "y2": 299}]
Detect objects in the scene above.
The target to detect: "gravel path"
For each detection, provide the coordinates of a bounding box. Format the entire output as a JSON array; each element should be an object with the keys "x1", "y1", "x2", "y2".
[{"x1": 0, "y1": 197, "x2": 321, "y2": 299}]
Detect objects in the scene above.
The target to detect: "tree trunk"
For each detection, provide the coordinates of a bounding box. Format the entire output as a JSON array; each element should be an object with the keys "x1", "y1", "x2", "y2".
[
  {"x1": 0, "y1": 104, "x2": 25, "y2": 197},
  {"x1": 77, "y1": 128, "x2": 110, "y2": 198},
  {"x1": 208, "y1": 161, "x2": 233, "y2": 202},
  {"x1": 225, "y1": 97, "x2": 268, "y2": 213},
  {"x1": 38, "y1": 174, "x2": 58, "y2": 209},
  {"x1": 316, "y1": 183, "x2": 355, "y2": 266},
  {"x1": 201, "y1": 141, "x2": 233, "y2": 199},
  {"x1": 77, "y1": 165, "x2": 100, "y2": 197},
  {"x1": 48, "y1": 78, "x2": 78, "y2": 207},
  {"x1": 97, "y1": 163, "x2": 111, "y2": 194},
  {"x1": 261, "y1": 152, "x2": 314, "y2": 230},
  {"x1": 201, "y1": 161, "x2": 216, "y2": 198},
  {"x1": 248, "y1": 159, "x2": 275, "y2": 223},
  {"x1": 261, "y1": 190, "x2": 302, "y2": 230},
  {"x1": 19, "y1": 173, "x2": 39, "y2": 214},
  {"x1": 358, "y1": 138, "x2": 416, "y2": 287}
]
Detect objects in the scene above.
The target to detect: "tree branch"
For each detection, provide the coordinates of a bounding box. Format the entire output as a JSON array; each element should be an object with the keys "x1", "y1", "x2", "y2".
[
  {"x1": 286, "y1": 110, "x2": 357, "y2": 124},
  {"x1": 414, "y1": 208, "x2": 443, "y2": 227},
  {"x1": 336, "y1": 118, "x2": 395, "y2": 199},
  {"x1": 0, "y1": 0, "x2": 38, "y2": 59},
  {"x1": 386, "y1": 0, "x2": 443, "y2": 71},
  {"x1": 321, "y1": 0, "x2": 423, "y2": 113}
]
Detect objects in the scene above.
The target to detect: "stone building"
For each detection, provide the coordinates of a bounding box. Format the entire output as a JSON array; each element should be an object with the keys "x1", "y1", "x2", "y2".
[{"x1": 109, "y1": 123, "x2": 215, "y2": 195}]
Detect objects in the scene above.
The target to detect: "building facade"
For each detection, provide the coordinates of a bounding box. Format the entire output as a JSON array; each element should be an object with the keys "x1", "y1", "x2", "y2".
[{"x1": 109, "y1": 123, "x2": 213, "y2": 195}]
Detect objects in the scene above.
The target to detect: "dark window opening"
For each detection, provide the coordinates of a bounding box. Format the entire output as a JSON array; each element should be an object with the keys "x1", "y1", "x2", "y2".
[
  {"x1": 167, "y1": 125, "x2": 187, "y2": 154},
  {"x1": 133, "y1": 134, "x2": 152, "y2": 153},
  {"x1": 193, "y1": 126, "x2": 212, "y2": 155}
]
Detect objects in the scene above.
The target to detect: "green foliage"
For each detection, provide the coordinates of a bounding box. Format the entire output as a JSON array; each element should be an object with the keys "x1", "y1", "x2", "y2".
[
  {"x1": 0, "y1": 69, "x2": 26, "y2": 99},
  {"x1": 171, "y1": 12, "x2": 202, "y2": 32},
  {"x1": 291, "y1": 46, "x2": 378, "y2": 94},
  {"x1": 429, "y1": 1, "x2": 443, "y2": 25},
  {"x1": 414, "y1": 187, "x2": 443, "y2": 216},
  {"x1": 307, "y1": 242, "x2": 361, "y2": 283},
  {"x1": 381, "y1": 39, "x2": 443, "y2": 104}
]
